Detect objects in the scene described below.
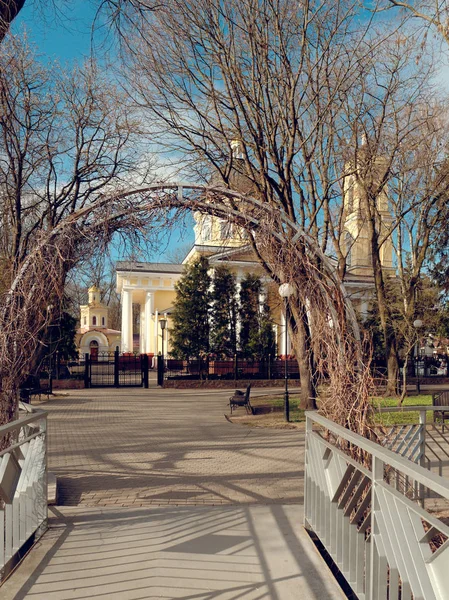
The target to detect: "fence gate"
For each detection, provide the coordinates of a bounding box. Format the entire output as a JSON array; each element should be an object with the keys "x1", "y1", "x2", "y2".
[{"x1": 85, "y1": 350, "x2": 149, "y2": 388}]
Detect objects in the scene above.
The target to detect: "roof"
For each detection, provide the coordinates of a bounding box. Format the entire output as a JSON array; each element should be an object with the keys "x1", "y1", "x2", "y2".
[{"x1": 116, "y1": 261, "x2": 184, "y2": 274}]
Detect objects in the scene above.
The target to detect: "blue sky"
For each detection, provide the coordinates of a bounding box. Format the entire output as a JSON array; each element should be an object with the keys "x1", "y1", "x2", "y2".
[
  {"x1": 11, "y1": 2, "x2": 449, "y2": 266},
  {"x1": 12, "y1": 1, "x2": 195, "y2": 263},
  {"x1": 12, "y1": 1, "x2": 101, "y2": 62}
]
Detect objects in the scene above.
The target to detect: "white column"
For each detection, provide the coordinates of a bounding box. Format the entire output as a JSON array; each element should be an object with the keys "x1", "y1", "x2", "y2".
[
  {"x1": 154, "y1": 309, "x2": 159, "y2": 355},
  {"x1": 258, "y1": 283, "x2": 266, "y2": 315},
  {"x1": 121, "y1": 289, "x2": 133, "y2": 352},
  {"x1": 139, "y1": 304, "x2": 145, "y2": 354},
  {"x1": 144, "y1": 292, "x2": 154, "y2": 354},
  {"x1": 281, "y1": 310, "x2": 291, "y2": 357},
  {"x1": 274, "y1": 324, "x2": 279, "y2": 355},
  {"x1": 236, "y1": 278, "x2": 242, "y2": 345},
  {"x1": 281, "y1": 311, "x2": 287, "y2": 357},
  {"x1": 360, "y1": 299, "x2": 369, "y2": 320},
  {"x1": 164, "y1": 313, "x2": 169, "y2": 355}
]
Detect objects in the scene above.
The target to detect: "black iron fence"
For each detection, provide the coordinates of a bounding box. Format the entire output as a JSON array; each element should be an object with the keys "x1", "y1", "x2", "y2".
[
  {"x1": 39, "y1": 351, "x2": 150, "y2": 389},
  {"x1": 161, "y1": 356, "x2": 300, "y2": 381}
]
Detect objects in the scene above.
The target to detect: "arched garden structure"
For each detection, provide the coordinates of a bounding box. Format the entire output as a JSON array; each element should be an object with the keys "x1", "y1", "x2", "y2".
[{"x1": 0, "y1": 183, "x2": 374, "y2": 436}]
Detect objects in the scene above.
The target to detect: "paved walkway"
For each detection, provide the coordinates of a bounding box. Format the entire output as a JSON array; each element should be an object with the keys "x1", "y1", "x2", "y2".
[
  {"x1": 2, "y1": 388, "x2": 344, "y2": 599},
  {"x1": 47, "y1": 388, "x2": 304, "y2": 507}
]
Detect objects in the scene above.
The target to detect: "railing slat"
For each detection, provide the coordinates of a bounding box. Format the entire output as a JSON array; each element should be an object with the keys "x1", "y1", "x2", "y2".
[
  {"x1": 305, "y1": 411, "x2": 449, "y2": 600},
  {"x1": 0, "y1": 408, "x2": 47, "y2": 582}
]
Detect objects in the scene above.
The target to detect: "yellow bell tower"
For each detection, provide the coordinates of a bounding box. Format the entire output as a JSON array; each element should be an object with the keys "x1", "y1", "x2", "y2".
[{"x1": 342, "y1": 155, "x2": 394, "y2": 276}]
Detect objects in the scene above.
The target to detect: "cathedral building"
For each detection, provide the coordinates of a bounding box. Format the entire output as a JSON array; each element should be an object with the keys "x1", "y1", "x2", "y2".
[{"x1": 113, "y1": 146, "x2": 396, "y2": 359}]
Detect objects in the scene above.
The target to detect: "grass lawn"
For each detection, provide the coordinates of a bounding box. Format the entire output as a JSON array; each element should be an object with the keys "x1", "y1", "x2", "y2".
[
  {"x1": 372, "y1": 395, "x2": 433, "y2": 426},
  {"x1": 227, "y1": 393, "x2": 306, "y2": 428},
  {"x1": 251, "y1": 393, "x2": 306, "y2": 423},
  {"x1": 240, "y1": 393, "x2": 434, "y2": 428}
]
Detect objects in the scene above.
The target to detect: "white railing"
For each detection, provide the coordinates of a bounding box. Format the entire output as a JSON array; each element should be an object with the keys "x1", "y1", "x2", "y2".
[
  {"x1": 0, "y1": 406, "x2": 48, "y2": 582},
  {"x1": 305, "y1": 410, "x2": 449, "y2": 600}
]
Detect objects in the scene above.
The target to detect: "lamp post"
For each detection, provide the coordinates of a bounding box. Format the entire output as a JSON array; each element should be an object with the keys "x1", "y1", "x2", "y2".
[
  {"x1": 159, "y1": 317, "x2": 167, "y2": 368},
  {"x1": 279, "y1": 283, "x2": 294, "y2": 422},
  {"x1": 413, "y1": 319, "x2": 423, "y2": 394},
  {"x1": 46, "y1": 305, "x2": 54, "y2": 394}
]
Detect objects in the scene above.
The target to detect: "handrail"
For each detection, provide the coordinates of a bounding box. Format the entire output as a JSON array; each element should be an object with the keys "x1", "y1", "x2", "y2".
[
  {"x1": 0, "y1": 407, "x2": 48, "y2": 437},
  {"x1": 0, "y1": 406, "x2": 48, "y2": 582},
  {"x1": 306, "y1": 411, "x2": 449, "y2": 498},
  {"x1": 305, "y1": 410, "x2": 449, "y2": 599},
  {"x1": 378, "y1": 405, "x2": 449, "y2": 412}
]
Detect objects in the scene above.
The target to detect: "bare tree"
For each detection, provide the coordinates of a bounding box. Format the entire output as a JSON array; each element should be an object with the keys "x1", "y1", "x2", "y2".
[
  {"x1": 0, "y1": 35, "x2": 146, "y2": 279},
  {"x1": 0, "y1": 0, "x2": 142, "y2": 42},
  {"x1": 384, "y1": 0, "x2": 449, "y2": 44},
  {"x1": 118, "y1": 0, "x2": 444, "y2": 402},
  {"x1": 0, "y1": 0, "x2": 25, "y2": 42},
  {"x1": 0, "y1": 184, "x2": 376, "y2": 445}
]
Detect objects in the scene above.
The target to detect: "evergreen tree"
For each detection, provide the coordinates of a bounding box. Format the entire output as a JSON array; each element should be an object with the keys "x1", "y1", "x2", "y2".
[
  {"x1": 255, "y1": 301, "x2": 276, "y2": 360},
  {"x1": 239, "y1": 274, "x2": 275, "y2": 359},
  {"x1": 239, "y1": 273, "x2": 261, "y2": 357},
  {"x1": 170, "y1": 256, "x2": 211, "y2": 359},
  {"x1": 210, "y1": 266, "x2": 237, "y2": 357},
  {"x1": 53, "y1": 312, "x2": 78, "y2": 360}
]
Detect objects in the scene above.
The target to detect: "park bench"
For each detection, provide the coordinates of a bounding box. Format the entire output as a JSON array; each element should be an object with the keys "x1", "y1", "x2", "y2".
[
  {"x1": 229, "y1": 384, "x2": 253, "y2": 414},
  {"x1": 19, "y1": 375, "x2": 51, "y2": 403},
  {"x1": 432, "y1": 390, "x2": 449, "y2": 430}
]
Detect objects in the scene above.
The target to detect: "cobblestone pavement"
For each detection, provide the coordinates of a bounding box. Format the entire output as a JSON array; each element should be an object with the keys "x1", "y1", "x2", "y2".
[
  {"x1": 1, "y1": 389, "x2": 346, "y2": 600},
  {"x1": 43, "y1": 388, "x2": 304, "y2": 507}
]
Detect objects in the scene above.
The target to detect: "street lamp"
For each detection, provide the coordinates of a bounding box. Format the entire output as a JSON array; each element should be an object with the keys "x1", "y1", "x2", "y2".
[
  {"x1": 159, "y1": 318, "x2": 167, "y2": 359},
  {"x1": 413, "y1": 319, "x2": 423, "y2": 394},
  {"x1": 279, "y1": 283, "x2": 294, "y2": 422},
  {"x1": 46, "y1": 305, "x2": 54, "y2": 394}
]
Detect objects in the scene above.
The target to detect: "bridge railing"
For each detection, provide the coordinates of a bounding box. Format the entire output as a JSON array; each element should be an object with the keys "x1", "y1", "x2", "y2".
[
  {"x1": 0, "y1": 406, "x2": 48, "y2": 583},
  {"x1": 305, "y1": 409, "x2": 449, "y2": 600}
]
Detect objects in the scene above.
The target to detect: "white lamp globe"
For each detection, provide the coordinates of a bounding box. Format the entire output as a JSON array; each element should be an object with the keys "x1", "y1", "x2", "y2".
[{"x1": 279, "y1": 283, "x2": 294, "y2": 298}]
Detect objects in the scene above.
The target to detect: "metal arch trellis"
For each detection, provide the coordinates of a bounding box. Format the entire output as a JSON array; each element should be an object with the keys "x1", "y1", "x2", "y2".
[
  {"x1": 5, "y1": 180, "x2": 363, "y2": 359},
  {"x1": 7, "y1": 181, "x2": 361, "y2": 349},
  {"x1": 2, "y1": 180, "x2": 369, "y2": 430},
  {"x1": 135, "y1": 182, "x2": 362, "y2": 362}
]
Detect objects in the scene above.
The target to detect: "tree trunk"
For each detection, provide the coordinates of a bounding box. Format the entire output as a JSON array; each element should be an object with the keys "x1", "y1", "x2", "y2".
[
  {"x1": 291, "y1": 304, "x2": 318, "y2": 410},
  {"x1": 0, "y1": 0, "x2": 26, "y2": 43},
  {"x1": 364, "y1": 192, "x2": 400, "y2": 396},
  {"x1": 386, "y1": 340, "x2": 399, "y2": 396}
]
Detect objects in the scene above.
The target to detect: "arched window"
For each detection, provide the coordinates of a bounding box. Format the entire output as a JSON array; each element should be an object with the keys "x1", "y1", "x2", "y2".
[
  {"x1": 220, "y1": 219, "x2": 233, "y2": 240},
  {"x1": 201, "y1": 217, "x2": 212, "y2": 241},
  {"x1": 345, "y1": 232, "x2": 354, "y2": 266},
  {"x1": 92, "y1": 316, "x2": 97, "y2": 326},
  {"x1": 102, "y1": 317, "x2": 105, "y2": 326},
  {"x1": 345, "y1": 177, "x2": 354, "y2": 214},
  {"x1": 83, "y1": 316, "x2": 86, "y2": 326}
]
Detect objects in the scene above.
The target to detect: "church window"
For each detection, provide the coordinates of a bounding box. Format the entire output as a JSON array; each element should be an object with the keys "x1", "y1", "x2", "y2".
[
  {"x1": 201, "y1": 217, "x2": 212, "y2": 241},
  {"x1": 102, "y1": 316, "x2": 105, "y2": 326},
  {"x1": 92, "y1": 316, "x2": 97, "y2": 326},
  {"x1": 346, "y1": 179, "x2": 354, "y2": 213},
  {"x1": 345, "y1": 232, "x2": 354, "y2": 266},
  {"x1": 220, "y1": 219, "x2": 233, "y2": 240},
  {"x1": 83, "y1": 316, "x2": 86, "y2": 326}
]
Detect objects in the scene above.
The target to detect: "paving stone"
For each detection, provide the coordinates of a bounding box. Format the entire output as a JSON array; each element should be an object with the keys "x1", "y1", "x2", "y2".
[
  {"x1": 0, "y1": 388, "x2": 345, "y2": 599},
  {"x1": 44, "y1": 388, "x2": 303, "y2": 507}
]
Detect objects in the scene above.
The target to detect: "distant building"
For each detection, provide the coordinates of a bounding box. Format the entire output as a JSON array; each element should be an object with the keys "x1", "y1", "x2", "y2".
[
  {"x1": 76, "y1": 286, "x2": 121, "y2": 359},
  {"x1": 116, "y1": 144, "x2": 395, "y2": 357}
]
